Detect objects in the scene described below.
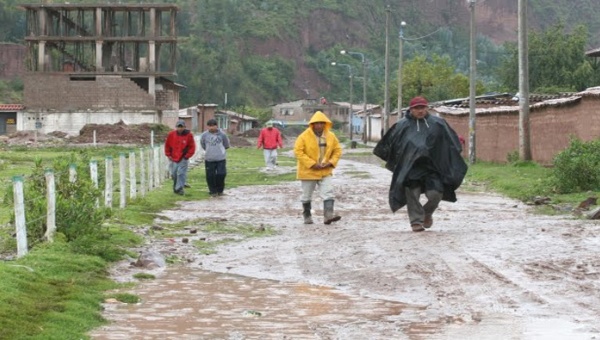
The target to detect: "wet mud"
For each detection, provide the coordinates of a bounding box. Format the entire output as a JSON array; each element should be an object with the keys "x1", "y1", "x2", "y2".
[{"x1": 91, "y1": 150, "x2": 600, "y2": 339}]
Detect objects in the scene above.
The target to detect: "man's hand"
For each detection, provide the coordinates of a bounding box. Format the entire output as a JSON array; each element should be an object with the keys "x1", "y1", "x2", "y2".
[{"x1": 311, "y1": 163, "x2": 331, "y2": 170}]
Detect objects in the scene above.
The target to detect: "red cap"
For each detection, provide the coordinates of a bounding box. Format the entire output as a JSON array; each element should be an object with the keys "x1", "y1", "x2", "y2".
[{"x1": 409, "y1": 96, "x2": 429, "y2": 108}]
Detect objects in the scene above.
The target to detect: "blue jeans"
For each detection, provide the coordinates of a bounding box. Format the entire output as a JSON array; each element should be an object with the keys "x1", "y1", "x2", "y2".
[{"x1": 170, "y1": 158, "x2": 189, "y2": 193}]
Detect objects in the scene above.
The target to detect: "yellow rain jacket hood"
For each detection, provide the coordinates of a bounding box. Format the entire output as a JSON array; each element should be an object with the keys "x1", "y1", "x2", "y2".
[{"x1": 294, "y1": 111, "x2": 342, "y2": 180}]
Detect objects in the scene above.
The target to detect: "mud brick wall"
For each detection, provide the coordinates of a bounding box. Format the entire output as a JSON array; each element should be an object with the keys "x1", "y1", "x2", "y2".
[
  {"x1": 24, "y1": 74, "x2": 155, "y2": 110},
  {"x1": 0, "y1": 44, "x2": 25, "y2": 79},
  {"x1": 439, "y1": 96, "x2": 600, "y2": 165}
]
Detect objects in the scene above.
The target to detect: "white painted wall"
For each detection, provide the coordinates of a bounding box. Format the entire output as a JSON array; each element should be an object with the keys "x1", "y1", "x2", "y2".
[{"x1": 21, "y1": 110, "x2": 160, "y2": 136}]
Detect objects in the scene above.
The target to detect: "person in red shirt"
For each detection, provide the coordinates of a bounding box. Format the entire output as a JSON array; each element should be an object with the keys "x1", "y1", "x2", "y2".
[
  {"x1": 257, "y1": 121, "x2": 283, "y2": 170},
  {"x1": 164, "y1": 120, "x2": 196, "y2": 195}
]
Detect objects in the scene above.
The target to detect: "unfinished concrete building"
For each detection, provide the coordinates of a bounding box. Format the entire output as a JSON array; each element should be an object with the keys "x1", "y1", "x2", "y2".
[{"x1": 20, "y1": 3, "x2": 181, "y2": 135}]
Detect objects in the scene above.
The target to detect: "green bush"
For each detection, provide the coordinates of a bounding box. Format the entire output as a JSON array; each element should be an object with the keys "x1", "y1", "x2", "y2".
[
  {"x1": 552, "y1": 138, "x2": 600, "y2": 193},
  {"x1": 5, "y1": 154, "x2": 115, "y2": 259}
]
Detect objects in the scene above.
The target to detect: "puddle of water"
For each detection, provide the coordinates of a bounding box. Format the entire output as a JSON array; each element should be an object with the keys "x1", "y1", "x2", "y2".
[{"x1": 91, "y1": 269, "x2": 439, "y2": 339}]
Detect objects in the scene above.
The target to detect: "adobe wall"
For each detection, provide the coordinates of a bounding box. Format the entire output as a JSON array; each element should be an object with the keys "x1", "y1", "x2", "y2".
[
  {"x1": 439, "y1": 96, "x2": 600, "y2": 164},
  {"x1": 156, "y1": 81, "x2": 179, "y2": 111},
  {"x1": 24, "y1": 74, "x2": 155, "y2": 110},
  {"x1": 0, "y1": 44, "x2": 25, "y2": 79}
]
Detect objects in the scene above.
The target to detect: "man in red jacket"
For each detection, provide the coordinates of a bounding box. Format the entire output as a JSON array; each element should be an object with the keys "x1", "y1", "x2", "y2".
[
  {"x1": 164, "y1": 120, "x2": 196, "y2": 195},
  {"x1": 257, "y1": 121, "x2": 283, "y2": 170}
]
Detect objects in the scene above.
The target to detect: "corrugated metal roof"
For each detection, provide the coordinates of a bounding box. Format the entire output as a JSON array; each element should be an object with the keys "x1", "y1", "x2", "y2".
[
  {"x1": 585, "y1": 47, "x2": 600, "y2": 57},
  {"x1": 0, "y1": 104, "x2": 24, "y2": 111}
]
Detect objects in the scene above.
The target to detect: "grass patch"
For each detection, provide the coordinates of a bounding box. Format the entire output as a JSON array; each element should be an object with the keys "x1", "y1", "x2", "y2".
[
  {"x1": 464, "y1": 161, "x2": 598, "y2": 212},
  {"x1": 132, "y1": 273, "x2": 155, "y2": 280},
  {"x1": 193, "y1": 221, "x2": 276, "y2": 255},
  {"x1": 194, "y1": 238, "x2": 236, "y2": 255},
  {"x1": 0, "y1": 242, "x2": 115, "y2": 339},
  {"x1": 463, "y1": 161, "x2": 550, "y2": 200},
  {"x1": 112, "y1": 293, "x2": 141, "y2": 304},
  {"x1": 343, "y1": 170, "x2": 372, "y2": 179}
]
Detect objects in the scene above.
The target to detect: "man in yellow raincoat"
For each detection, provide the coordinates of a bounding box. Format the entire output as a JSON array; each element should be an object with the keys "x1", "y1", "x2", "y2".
[{"x1": 294, "y1": 111, "x2": 343, "y2": 225}]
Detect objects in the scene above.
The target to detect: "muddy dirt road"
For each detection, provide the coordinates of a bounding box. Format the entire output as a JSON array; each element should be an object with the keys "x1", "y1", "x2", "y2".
[{"x1": 92, "y1": 153, "x2": 600, "y2": 339}]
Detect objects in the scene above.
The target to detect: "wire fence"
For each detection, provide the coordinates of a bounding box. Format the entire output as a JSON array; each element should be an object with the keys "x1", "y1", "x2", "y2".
[{"x1": 9, "y1": 135, "x2": 203, "y2": 258}]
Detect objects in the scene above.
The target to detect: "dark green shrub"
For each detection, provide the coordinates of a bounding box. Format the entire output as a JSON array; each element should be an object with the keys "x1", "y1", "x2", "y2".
[{"x1": 552, "y1": 138, "x2": 600, "y2": 193}]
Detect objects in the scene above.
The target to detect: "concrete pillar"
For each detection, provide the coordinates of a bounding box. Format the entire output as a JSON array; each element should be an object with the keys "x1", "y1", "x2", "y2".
[
  {"x1": 150, "y1": 8, "x2": 156, "y2": 36},
  {"x1": 149, "y1": 76, "x2": 156, "y2": 99},
  {"x1": 95, "y1": 8, "x2": 102, "y2": 35},
  {"x1": 38, "y1": 41, "x2": 46, "y2": 71},
  {"x1": 96, "y1": 41, "x2": 103, "y2": 71},
  {"x1": 149, "y1": 41, "x2": 156, "y2": 72},
  {"x1": 39, "y1": 8, "x2": 46, "y2": 36}
]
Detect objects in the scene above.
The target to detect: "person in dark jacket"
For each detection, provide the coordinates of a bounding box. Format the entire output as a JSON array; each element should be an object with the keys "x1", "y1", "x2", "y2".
[
  {"x1": 373, "y1": 96, "x2": 467, "y2": 232},
  {"x1": 165, "y1": 119, "x2": 196, "y2": 195}
]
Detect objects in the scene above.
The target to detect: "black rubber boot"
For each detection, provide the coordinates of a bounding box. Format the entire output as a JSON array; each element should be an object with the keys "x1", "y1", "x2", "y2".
[
  {"x1": 302, "y1": 202, "x2": 314, "y2": 224},
  {"x1": 323, "y1": 199, "x2": 341, "y2": 225}
]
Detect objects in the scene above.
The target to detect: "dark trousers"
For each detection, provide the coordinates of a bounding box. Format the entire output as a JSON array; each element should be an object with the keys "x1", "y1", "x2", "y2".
[{"x1": 205, "y1": 160, "x2": 227, "y2": 194}]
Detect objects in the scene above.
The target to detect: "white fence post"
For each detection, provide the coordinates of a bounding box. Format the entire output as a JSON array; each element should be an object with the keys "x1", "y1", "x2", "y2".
[
  {"x1": 90, "y1": 160, "x2": 99, "y2": 208},
  {"x1": 119, "y1": 153, "x2": 126, "y2": 209},
  {"x1": 129, "y1": 151, "x2": 137, "y2": 200},
  {"x1": 148, "y1": 148, "x2": 154, "y2": 191},
  {"x1": 12, "y1": 176, "x2": 28, "y2": 258},
  {"x1": 139, "y1": 148, "x2": 146, "y2": 197},
  {"x1": 105, "y1": 156, "x2": 113, "y2": 208},
  {"x1": 162, "y1": 145, "x2": 170, "y2": 180},
  {"x1": 93, "y1": 130, "x2": 97, "y2": 147},
  {"x1": 153, "y1": 146, "x2": 160, "y2": 188},
  {"x1": 44, "y1": 170, "x2": 56, "y2": 243},
  {"x1": 69, "y1": 164, "x2": 77, "y2": 183}
]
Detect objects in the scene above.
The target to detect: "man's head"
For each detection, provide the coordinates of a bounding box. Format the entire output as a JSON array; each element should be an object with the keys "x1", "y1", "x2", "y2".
[
  {"x1": 266, "y1": 121, "x2": 273, "y2": 130},
  {"x1": 308, "y1": 111, "x2": 330, "y2": 135},
  {"x1": 207, "y1": 119, "x2": 218, "y2": 133},
  {"x1": 409, "y1": 96, "x2": 429, "y2": 119},
  {"x1": 176, "y1": 119, "x2": 186, "y2": 132}
]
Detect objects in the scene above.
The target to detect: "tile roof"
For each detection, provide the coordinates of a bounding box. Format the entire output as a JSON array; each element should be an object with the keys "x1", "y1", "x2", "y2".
[{"x1": 0, "y1": 104, "x2": 24, "y2": 111}]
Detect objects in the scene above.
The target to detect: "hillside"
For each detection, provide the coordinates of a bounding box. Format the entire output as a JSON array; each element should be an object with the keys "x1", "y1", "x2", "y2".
[
  {"x1": 172, "y1": 0, "x2": 600, "y2": 105},
  {"x1": 2, "y1": 0, "x2": 600, "y2": 107}
]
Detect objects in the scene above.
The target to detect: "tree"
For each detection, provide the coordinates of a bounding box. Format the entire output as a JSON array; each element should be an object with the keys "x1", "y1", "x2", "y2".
[
  {"x1": 395, "y1": 54, "x2": 481, "y2": 105},
  {"x1": 498, "y1": 23, "x2": 594, "y2": 93}
]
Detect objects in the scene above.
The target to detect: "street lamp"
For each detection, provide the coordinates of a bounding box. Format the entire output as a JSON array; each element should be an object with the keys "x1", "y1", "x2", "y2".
[
  {"x1": 397, "y1": 21, "x2": 406, "y2": 117},
  {"x1": 331, "y1": 62, "x2": 354, "y2": 141},
  {"x1": 341, "y1": 50, "x2": 368, "y2": 143}
]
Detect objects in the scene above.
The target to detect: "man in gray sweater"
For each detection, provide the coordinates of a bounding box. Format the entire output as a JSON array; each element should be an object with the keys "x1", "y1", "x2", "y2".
[{"x1": 200, "y1": 119, "x2": 231, "y2": 197}]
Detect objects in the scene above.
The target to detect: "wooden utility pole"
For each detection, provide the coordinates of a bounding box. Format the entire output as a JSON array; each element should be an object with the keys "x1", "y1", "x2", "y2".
[
  {"x1": 383, "y1": 6, "x2": 391, "y2": 132},
  {"x1": 468, "y1": 0, "x2": 477, "y2": 164},
  {"x1": 518, "y1": 0, "x2": 531, "y2": 160},
  {"x1": 397, "y1": 22, "x2": 406, "y2": 117}
]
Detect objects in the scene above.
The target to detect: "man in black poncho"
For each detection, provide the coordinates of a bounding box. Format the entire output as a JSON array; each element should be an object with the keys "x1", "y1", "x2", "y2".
[{"x1": 373, "y1": 96, "x2": 468, "y2": 232}]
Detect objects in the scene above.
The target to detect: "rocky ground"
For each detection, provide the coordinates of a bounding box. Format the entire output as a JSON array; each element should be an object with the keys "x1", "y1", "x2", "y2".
[{"x1": 90, "y1": 150, "x2": 600, "y2": 340}]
